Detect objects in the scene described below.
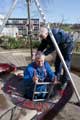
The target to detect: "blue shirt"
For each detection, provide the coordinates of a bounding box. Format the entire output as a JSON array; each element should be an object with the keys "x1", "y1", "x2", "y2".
[
  {"x1": 24, "y1": 61, "x2": 55, "y2": 83},
  {"x1": 23, "y1": 61, "x2": 55, "y2": 98}
]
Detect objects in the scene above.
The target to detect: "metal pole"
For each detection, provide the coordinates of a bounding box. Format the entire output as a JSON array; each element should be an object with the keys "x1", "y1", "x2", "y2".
[
  {"x1": 34, "y1": 0, "x2": 80, "y2": 102},
  {"x1": 26, "y1": 0, "x2": 33, "y2": 61},
  {"x1": 0, "y1": 0, "x2": 18, "y2": 34}
]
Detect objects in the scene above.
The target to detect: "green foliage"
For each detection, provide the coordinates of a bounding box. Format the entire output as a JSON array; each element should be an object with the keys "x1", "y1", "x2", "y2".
[
  {"x1": 0, "y1": 36, "x2": 40, "y2": 49},
  {"x1": 74, "y1": 42, "x2": 80, "y2": 52},
  {"x1": 32, "y1": 40, "x2": 40, "y2": 48},
  {"x1": 2, "y1": 37, "x2": 24, "y2": 49},
  {"x1": 60, "y1": 25, "x2": 72, "y2": 32}
]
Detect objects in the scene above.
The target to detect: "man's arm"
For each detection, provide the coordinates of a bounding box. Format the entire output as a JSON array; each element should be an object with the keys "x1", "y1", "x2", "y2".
[
  {"x1": 45, "y1": 61, "x2": 55, "y2": 81},
  {"x1": 37, "y1": 39, "x2": 47, "y2": 52},
  {"x1": 24, "y1": 65, "x2": 39, "y2": 84},
  {"x1": 24, "y1": 66, "x2": 33, "y2": 82},
  {"x1": 44, "y1": 47, "x2": 55, "y2": 55}
]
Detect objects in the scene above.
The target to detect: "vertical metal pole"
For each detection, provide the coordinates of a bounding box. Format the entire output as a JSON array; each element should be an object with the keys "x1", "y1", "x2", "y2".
[
  {"x1": 26, "y1": 0, "x2": 33, "y2": 61},
  {"x1": 0, "y1": 0, "x2": 18, "y2": 34},
  {"x1": 34, "y1": 0, "x2": 80, "y2": 102}
]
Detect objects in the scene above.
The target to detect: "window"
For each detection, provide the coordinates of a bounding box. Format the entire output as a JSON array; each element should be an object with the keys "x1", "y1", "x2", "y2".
[{"x1": 34, "y1": 19, "x2": 39, "y2": 24}]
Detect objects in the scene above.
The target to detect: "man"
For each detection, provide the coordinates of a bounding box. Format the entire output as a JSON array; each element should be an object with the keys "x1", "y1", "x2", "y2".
[
  {"x1": 23, "y1": 52, "x2": 58, "y2": 100},
  {"x1": 36, "y1": 28, "x2": 74, "y2": 120},
  {"x1": 37, "y1": 27, "x2": 74, "y2": 84}
]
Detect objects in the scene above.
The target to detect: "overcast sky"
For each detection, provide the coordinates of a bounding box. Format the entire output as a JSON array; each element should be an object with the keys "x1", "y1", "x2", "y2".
[{"x1": 0, "y1": 0, "x2": 80, "y2": 23}]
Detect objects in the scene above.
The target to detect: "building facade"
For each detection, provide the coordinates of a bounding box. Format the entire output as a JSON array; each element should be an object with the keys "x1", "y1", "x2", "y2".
[
  {"x1": 0, "y1": 14, "x2": 40, "y2": 38},
  {"x1": 6, "y1": 18, "x2": 40, "y2": 38}
]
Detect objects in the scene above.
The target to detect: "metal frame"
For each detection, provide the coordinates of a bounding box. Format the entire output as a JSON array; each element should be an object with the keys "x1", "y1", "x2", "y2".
[
  {"x1": 0, "y1": 0, "x2": 18, "y2": 34},
  {"x1": 32, "y1": 82, "x2": 52, "y2": 102},
  {"x1": 34, "y1": 0, "x2": 80, "y2": 102},
  {"x1": 0, "y1": 0, "x2": 80, "y2": 102}
]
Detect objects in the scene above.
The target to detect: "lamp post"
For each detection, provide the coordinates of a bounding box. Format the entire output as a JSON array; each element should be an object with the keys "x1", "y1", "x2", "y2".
[{"x1": 26, "y1": 0, "x2": 33, "y2": 61}]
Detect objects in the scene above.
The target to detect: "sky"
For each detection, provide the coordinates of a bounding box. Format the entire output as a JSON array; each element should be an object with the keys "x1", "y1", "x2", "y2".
[{"x1": 0, "y1": 0, "x2": 80, "y2": 24}]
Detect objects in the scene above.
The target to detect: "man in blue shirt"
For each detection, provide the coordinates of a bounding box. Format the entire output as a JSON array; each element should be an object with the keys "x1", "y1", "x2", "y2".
[
  {"x1": 37, "y1": 27, "x2": 74, "y2": 84},
  {"x1": 24, "y1": 52, "x2": 58, "y2": 100}
]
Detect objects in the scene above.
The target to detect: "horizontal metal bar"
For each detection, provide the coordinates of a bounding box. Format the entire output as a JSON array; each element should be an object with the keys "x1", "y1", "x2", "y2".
[
  {"x1": 33, "y1": 99, "x2": 45, "y2": 102},
  {"x1": 36, "y1": 82, "x2": 51, "y2": 85},
  {"x1": 34, "y1": 91, "x2": 48, "y2": 94}
]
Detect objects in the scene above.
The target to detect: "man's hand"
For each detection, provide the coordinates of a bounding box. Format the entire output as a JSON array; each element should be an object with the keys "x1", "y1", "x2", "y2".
[
  {"x1": 33, "y1": 75, "x2": 38, "y2": 84},
  {"x1": 52, "y1": 76, "x2": 61, "y2": 85}
]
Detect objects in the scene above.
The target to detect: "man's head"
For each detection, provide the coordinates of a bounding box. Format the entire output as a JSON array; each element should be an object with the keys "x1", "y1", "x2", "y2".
[
  {"x1": 39, "y1": 27, "x2": 48, "y2": 39},
  {"x1": 35, "y1": 52, "x2": 45, "y2": 67}
]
